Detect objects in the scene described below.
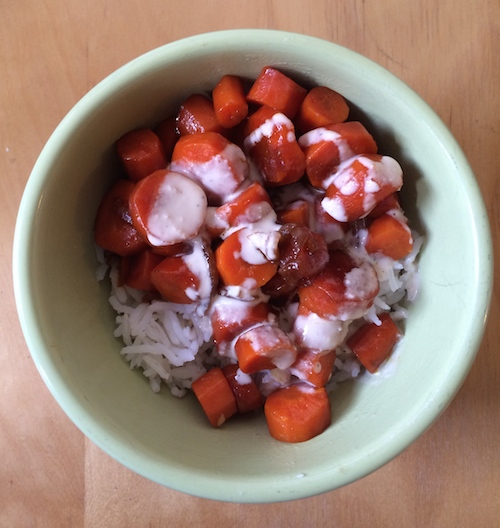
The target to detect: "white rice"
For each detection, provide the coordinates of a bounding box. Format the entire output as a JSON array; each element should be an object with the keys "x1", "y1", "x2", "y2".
[{"x1": 97, "y1": 228, "x2": 422, "y2": 397}]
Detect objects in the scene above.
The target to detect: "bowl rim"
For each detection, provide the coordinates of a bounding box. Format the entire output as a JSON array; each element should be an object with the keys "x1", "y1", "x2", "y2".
[{"x1": 12, "y1": 29, "x2": 494, "y2": 502}]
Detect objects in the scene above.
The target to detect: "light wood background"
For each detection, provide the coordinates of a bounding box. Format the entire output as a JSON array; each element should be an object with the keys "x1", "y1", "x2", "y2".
[{"x1": 2, "y1": 1, "x2": 499, "y2": 526}]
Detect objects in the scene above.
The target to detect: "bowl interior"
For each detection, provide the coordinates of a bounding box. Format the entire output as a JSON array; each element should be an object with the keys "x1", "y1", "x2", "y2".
[{"x1": 13, "y1": 30, "x2": 492, "y2": 502}]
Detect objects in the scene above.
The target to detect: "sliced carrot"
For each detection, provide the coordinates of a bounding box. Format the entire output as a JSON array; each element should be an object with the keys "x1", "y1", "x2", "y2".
[
  {"x1": 222, "y1": 363, "x2": 264, "y2": 413},
  {"x1": 176, "y1": 94, "x2": 224, "y2": 136},
  {"x1": 154, "y1": 116, "x2": 179, "y2": 160},
  {"x1": 246, "y1": 66, "x2": 307, "y2": 119},
  {"x1": 264, "y1": 383, "x2": 331, "y2": 443},
  {"x1": 322, "y1": 154, "x2": 403, "y2": 222},
  {"x1": 295, "y1": 86, "x2": 350, "y2": 133},
  {"x1": 290, "y1": 348, "x2": 337, "y2": 388},
  {"x1": 300, "y1": 121, "x2": 378, "y2": 188},
  {"x1": 150, "y1": 243, "x2": 217, "y2": 304},
  {"x1": 366, "y1": 192, "x2": 401, "y2": 220},
  {"x1": 213, "y1": 181, "x2": 272, "y2": 229},
  {"x1": 94, "y1": 179, "x2": 148, "y2": 257},
  {"x1": 347, "y1": 313, "x2": 402, "y2": 373},
  {"x1": 365, "y1": 212, "x2": 414, "y2": 260},
  {"x1": 116, "y1": 128, "x2": 167, "y2": 182},
  {"x1": 244, "y1": 105, "x2": 306, "y2": 186},
  {"x1": 191, "y1": 367, "x2": 238, "y2": 427},
  {"x1": 119, "y1": 248, "x2": 164, "y2": 291},
  {"x1": 128, "y1": 169, "x2": 207, "y2": 247},
  {"x1": 276, "y1": 200, "x2": 310, "y2": 226},
  {"x1": 235, "y1": 324, "x2": 298, "y2": 374},
  {"x1": 212, "y1": 75, "x2": 249, "y2": 129},
  {"x1": 311, "y1": 197, "x2": 348, "y2": 245},
  {"x1": 210, "y1": 297, "x2": 272, "y2": 348},
  {"x1": 170, "y1": 131, "x2": 247, "y2": 204},
  {"x1": 297, "y1": 249, "x2": 379, "y2": 321},
  {"x1": 215, "y1": 228, "x2": 278, "y2": 288}
]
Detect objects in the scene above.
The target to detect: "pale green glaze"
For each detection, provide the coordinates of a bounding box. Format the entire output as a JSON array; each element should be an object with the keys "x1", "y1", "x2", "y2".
[{"x1": 13, "y1": 30, "x2": 493, "y2": 502}]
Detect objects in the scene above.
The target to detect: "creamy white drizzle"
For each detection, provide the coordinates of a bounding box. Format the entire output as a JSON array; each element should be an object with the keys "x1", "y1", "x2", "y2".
[
  {"x1": 293, "y1": 312, "x2": 349, "y2": 351},
  {"x1": 244, "y1": 112, "x2": 295, "y2": 150},
  {"x1": 146, "y1": 171, "x2": 207, "y2": 247}
]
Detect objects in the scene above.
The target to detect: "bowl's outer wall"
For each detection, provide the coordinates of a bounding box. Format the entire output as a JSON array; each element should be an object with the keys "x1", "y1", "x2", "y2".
[{"x1": 13, "y1": 30, "x2": 493, "y2": 502}]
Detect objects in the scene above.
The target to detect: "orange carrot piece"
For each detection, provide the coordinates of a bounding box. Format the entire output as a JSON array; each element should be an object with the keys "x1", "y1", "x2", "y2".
[
  {"x1": 290, "y1": 348, "x2": 337, "y2": 387},
  {"x1": 264, "y1": 383, "x2": 331, "y2": 443},
  {"x1": 235, "y1": 324, "x2": 297, "y2": 374},
  {"x1": 246, "y1": 66, "x2": 307, "y2": 119},
  {"x1": 295, "y1": 86, "x2": 350, "y2": 133},
  {"x1": 154, "y1": 117, "x2": 179, "y2": 160},
  {"x1": 170, "y1": 131, "x2": 247, "y2": 204},
  {"x1": 213, "y1": 181, "x2": 272, "y2": 229},
  {"x1": 347, "y1": 313, "x2": 402, "y2": 373},
  {"x1": 222, "y1": 363, "x2": 264, "y2": 413},
  {"x1": 244, "y1": 105, "x2": 306, "y2": 186},
  {"x1": 119, "y1": 249, "x2": 165, "y2": 291},
  {"x1": 366, "y1": 192, "x2": 401, "y2": 220},
  {"x1": 365, "y1": 213, "x2": 414, "y2": 260},
  {"x1": 297, "y1": 249, "x2": 379, "y2": 321},
  {"x1": 176, "y1": 94, "x2": 224, "y2": 136},
  {"x1": 300, "y1": 121, "x2": 378, "y2": 188},
  {"x1": 94, "y1": 179, "x2": 148, "y2": 257},
  {"x1": 150, "y1": 254, "x2": 199, "y2": 304},
  {"x1": 323, "y1": 154, "x2": 403, "y2": 222},
  {"x1": 191, "y1": 367, "x2": 238, "y2": 427},
  {"x1": 212, "y1": 75, "x2": 249, "y2": 129},
  {"x1": 277, "y1": 200, "x2": 311, "y2": 226},
  {"x1": 215, "y1": 228, "x2": 278, "y2": 288},
  {"x1": 116, "y1": 128, "x2": 168, "y2": 182},
  {"x1": 211, "y1": 298, "x2": 272, "y2": 347}
]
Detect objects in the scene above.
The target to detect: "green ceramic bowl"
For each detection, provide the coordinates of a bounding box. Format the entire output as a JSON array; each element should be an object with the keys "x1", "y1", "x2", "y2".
[{"x1": 13, "y1": 30, "x2": 492, "y2": 502}]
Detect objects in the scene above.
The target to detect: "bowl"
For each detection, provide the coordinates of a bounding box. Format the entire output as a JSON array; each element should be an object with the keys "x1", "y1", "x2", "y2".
[{"x1": 13, "y1": 29, "x2": 493, "y2": 502}]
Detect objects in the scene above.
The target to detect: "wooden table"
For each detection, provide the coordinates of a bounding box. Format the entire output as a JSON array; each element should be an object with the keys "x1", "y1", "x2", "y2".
[{"x1": 2, "y1": 1, "x2": 499, "y2": 526}]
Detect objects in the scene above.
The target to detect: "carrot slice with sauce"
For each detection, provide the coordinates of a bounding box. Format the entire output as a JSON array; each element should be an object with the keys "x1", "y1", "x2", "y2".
[
  {"x1": 365, "y1": 212, "x2": 414, "y2": 260},
  {"x1": 119, "y1": 248, "x2": 164, "y2": 291},
  {"x1": 235, "y1": 324, "x2": 297, "y2": 374},
  {"x1": 191, "y1": 367, "x2": 238, "y2": 427},
  {"x1": 264, "y1": 383, "x2": 331, "y2": 443},
  {"x1": 290, "y1": 348, "x2": 337, "y2": 388}
]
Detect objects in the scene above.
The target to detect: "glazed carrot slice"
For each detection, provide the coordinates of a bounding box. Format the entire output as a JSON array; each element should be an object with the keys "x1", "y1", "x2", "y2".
[
  {"x1": 170, "y1": 131, "x2": 248, "y2": 204},
  {"x1": 150, "y1": 242, "x2": 217, "y2": 304},
  {"x1": 210, "y1": 296, "x2": 272, "y2": 349},
  {"x1": 222, "y1": 363, "x2": 264, "y2": 413},
  {"x1": 366, "y1": 192, "x2": 401, "y2": 220},
  {"x1": 154, "y1": 116, "x2": 179, "y2": 160},
  {"x1": 299, "y1": 121, "x2": 378, "y2": 188},
  {"x1": 119, "y1": 248, "x2": 164, "y2": 291},
  {"x1": 128, "y1": 169, "x2": 207, "y2": 247},
  {"x1": 276, "y1": 200, "x2": 310, "y2": 226},
  {"x1": 94, "y1": 179, "x2": 148, "y2": 257},
  {"x1": 116, "y1": 128, "x2": 168, "y2": 182},
  {"x1": 312, "y1": 197, "x2": 348, "y2": 245},
  {"x1": 246, "y1": 66, "x2": 307, "y2": 119},
  {"x1": 176, "y1": 94, "x2": 224, "y2": 136},
  {"x1": 235, "y1": 324, "x2": 297, "y2": 374},
  {"x1": 297, "y1": 249, "x2": 379, "y2": 321},
  {"x1": 365, "y1": 212, "x2": 414, "y2": 260},
  {"x1": 264, "y1": 383, "x2": 331, "y2": 443},
  {"x1": 191, "y1": 367, "x2": 238, "y2": 427},
  {"x1": 347, "y1": 313, "x2": 402, "y2": 373},
  {"x1": 244, "y1": 105, "x2": 306, "y2": 186},
  {"x1": 215, "y1": 228, "x2": 278, "y2": 288},
  {"x1": 213, "y1": 75, "x2": 249, "y2": 129},
  {"x1": 295, "y1": 86, "x2": 350, "y2": 133},
  {"x1": 322, "y1": 154, "x2": 403, "y2": 222},
  {"x1": 213, "y1": 181, "x2": 272, "y2": 229},
  {"x1": 290, "y1": 348, "x2": 337, "y2": 388}
]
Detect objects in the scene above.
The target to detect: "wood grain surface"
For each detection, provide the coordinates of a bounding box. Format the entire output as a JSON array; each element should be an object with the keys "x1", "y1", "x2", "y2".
[{"x1": 1, "y1": 1, "x2": 499, "y2": 526}]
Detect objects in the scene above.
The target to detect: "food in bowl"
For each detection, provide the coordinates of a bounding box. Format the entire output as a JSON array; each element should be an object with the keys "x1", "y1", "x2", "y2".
[{"x1": 94, "y1": 66, "x2": 422, "y2": 442}]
